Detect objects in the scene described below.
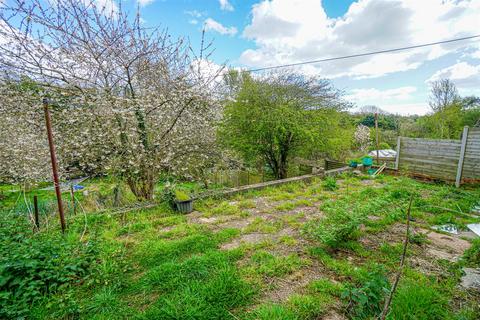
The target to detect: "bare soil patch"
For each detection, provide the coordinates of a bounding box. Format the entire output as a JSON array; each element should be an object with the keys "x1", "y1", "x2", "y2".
[
  {"x1": 220, "y1": 233, "x2": 272, "y2": 250},
  {"x1": 216, "y1": 217, "x2": 255, "y2": 230},
  {"x1": 420, "y1": 228, "x2": 471, "y2": 262},
  {"x1": 262, "y1": 262, "x2": 326, "y2": 303}
]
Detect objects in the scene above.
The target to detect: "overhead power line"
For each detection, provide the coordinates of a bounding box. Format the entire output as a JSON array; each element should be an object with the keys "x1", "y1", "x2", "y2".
[{"x1": 246, "y1": 34, "x2": 480, "y2": 73}]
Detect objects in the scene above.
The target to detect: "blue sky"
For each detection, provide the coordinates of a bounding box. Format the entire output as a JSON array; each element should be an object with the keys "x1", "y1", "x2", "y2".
[{"x1": 63, "y1": 1, "x2": 480, "y2": 114}]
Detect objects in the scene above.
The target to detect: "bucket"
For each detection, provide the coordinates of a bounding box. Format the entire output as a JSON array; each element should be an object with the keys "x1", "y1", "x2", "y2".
[
  {"x1": 362, "y1": 157, "x2": 373, "y2": 166},
  {"x1": 175, "y1": 200, "x2": 193, "y2": 214}
]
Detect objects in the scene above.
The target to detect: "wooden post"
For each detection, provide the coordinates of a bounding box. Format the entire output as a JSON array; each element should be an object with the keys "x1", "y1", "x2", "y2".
[
  {"x1": 33, "y1": 195, "x2": 40, "y2": 231},
  {"x1": 395, "y1": 136, "x2": 401, "y2": 170},
  {"x1": 43, "y1": 98, "x2": 66, "y2": 233},
  {"x1": 455, "y1": 126, "x2": 469, "y2": 188},
  {"x1": 375, "y1": 112, "x2": 379, "y2": 164}
]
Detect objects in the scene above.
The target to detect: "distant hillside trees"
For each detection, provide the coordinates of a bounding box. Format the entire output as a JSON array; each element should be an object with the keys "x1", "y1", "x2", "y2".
[{"x1": 359, "y1": 114, "x2": 398, "y2": 131}]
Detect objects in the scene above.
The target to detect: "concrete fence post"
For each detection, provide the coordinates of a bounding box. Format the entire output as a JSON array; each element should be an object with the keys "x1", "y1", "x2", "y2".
[
  {"x1": 455, "y1": 126, "x2": 469, "y2": 188},
  {"x1": 394, "y1": 136, "x2": 401, "y2": 170}
]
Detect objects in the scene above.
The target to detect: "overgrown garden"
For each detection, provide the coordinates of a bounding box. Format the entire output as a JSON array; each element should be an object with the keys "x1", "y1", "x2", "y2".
[{"x1": 0, "y1": 1, "x2": 479, "y2": 319}]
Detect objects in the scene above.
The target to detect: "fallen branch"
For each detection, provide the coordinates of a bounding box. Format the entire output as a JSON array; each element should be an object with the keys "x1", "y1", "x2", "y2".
[{"x1": 379, "y1": 194, "x2": 414, "y2": 320}]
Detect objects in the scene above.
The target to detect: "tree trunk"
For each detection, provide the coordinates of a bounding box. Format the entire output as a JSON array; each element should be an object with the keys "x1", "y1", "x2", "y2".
[
  {"x1": 277, "y1": 162, "x2": 288, "y2": 179},
  {"x1": 126, "y1": 167, "x2": 155, "y2": 201},
  {"x1": 277, "y1": 133, "x2": 291, "y2": 179}
]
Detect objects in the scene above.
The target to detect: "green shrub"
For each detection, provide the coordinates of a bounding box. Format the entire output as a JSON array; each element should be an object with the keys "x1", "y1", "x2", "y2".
[
  {"x1": 408, "y1": 232, "x2": 428, "y2": 245},
  {"x1": 462, "y1": 238, "x2": 480, "y2": 267},
  {"x1": 0, "y1": 216, "x2": 99, "y2": 319},
  {"x1": 379, "y1": 142, "x2": 391, "y2": 149},
  {"x1": 341, "y1": 268, "x2": 390, "y2": 319},
  {"x1": 303, "y1": 209, "x2": 363, "y2": 248},
  {"x1": 160, "y1": 182, "x2": 177, "y2": 207},
  {"x1": 322, "y1": 177, "x2": 338, "y2": 191},
  {"x1": 174, "y1": 189, "x2": 191, "y2": 201},
  {"x1": 160, "y1": 182, "x2": 192, "y2": 207}
]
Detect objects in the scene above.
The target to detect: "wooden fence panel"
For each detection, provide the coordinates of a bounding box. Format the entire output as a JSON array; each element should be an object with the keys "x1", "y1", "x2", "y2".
[{"x1": 397, "y1": 127, "x2": 480, "y2": 184}]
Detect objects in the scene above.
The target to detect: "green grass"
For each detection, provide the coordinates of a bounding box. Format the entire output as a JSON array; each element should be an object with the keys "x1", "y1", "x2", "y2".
[
  {"x1": 243, "y1": 250, "x2": 305, "y2": 278},
  {"x1": 246, "y1": 303, "x2": 298, "y2": 320},
  {"x1": 387, "y1": 278, "x2": 452, "y2": 320},
  {"x1": 244, "y1": 217, "x2": 284, "y2": 233},
  {"x1": 1, "y1": 175, "x2": 479, "y2": 319},
  {"x1": 307, "y1": 278, "x2": 344, "y2": 297},
  {"x1": 139, "y1": 250, "x2": 254, "y2": 319}
]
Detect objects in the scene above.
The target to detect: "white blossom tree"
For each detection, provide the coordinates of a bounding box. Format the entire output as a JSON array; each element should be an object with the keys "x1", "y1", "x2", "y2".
[
  {"x1": 0, "y1": 0, "x2": 224, "y2": 199},
  {"x1": 354, "y1": 124, "x2": 371, "y2": 153}
]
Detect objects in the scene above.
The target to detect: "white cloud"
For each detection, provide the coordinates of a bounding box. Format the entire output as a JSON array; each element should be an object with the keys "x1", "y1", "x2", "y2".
[
  {"x1": 240, "y1": 0, "x2": 480, "y2": 79},
  {"x1": 219, "y1": 0, "x2": 234, "y2": 11},
  {"x1": 375, "y1": 102, "x2": 430, "y2": 115},
  {"x1": 191, "y1": 59, "x2": 227, "y2": 85},
  {"x1": 185, "y1": 10, "x2": 204, "y2": 25},
  {"x1": 346, "y1": 86, "x2": 435, "y2": 115},
  {"x1": 185, "y1": 10, "x2": 203, "y2": 18},
  {"x1": 137, "y1": 0, "x2": 155, "y2": 7},
  {"x1": 472, "y1": 50, "x2": 480, "y2": 59},
  {"x1": 204, "y1": 18, "x2": 237, "y2": 36},
  {"x1": 427, "y1": 61, "x2": 480, "y2": 88},
  {"x1": 346, "y1": 86, "x2": 417, "y2": 104}
]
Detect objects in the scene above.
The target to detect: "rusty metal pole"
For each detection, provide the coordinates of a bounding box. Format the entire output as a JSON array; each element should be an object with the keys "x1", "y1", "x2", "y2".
[
  {"x1": 43, "y1": 98, "x2": 66, "y2": 233},
  {"x1": 375, "y1": 112, "x2": 379, "y2": 165}
]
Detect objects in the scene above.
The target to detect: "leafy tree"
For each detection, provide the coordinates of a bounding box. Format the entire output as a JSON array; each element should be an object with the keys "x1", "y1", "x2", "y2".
[{"x1": 219, "y1": 71, "x2": 348, "y2": 179}]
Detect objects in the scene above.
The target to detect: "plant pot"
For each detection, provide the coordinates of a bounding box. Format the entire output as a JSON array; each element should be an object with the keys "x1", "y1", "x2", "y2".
[{"x1": 175, "y1": 199, "x2": 193, "y2": 214}]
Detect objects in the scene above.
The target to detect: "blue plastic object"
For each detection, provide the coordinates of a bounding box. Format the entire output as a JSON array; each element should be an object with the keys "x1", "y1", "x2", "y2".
[
  {"x1": 362, "y1": 157, "x2": 373, "y2": 166},
  {"x1": 73, "y1": 184, "x2": 84, "y2": 191}
]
